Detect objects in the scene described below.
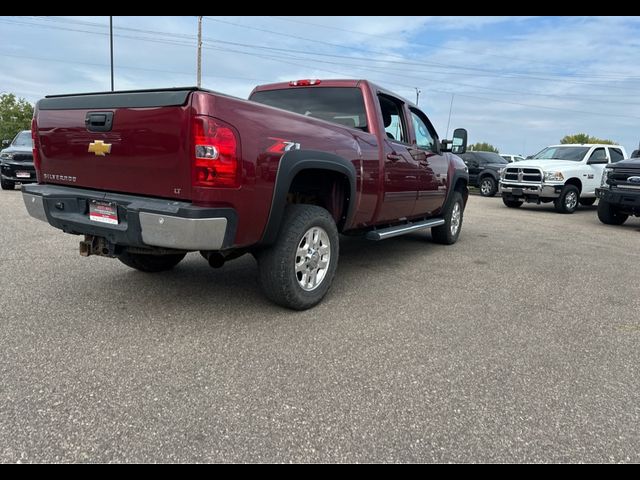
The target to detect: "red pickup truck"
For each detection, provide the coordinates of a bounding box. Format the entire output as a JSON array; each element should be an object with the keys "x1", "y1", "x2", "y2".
[{"x1": 23, "y1": 79, "x2": 469, "y2": 309}]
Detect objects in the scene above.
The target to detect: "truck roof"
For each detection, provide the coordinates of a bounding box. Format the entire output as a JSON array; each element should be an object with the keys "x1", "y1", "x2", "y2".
[
  {"x1": 251, "y1": 79, "x2": 418, "y2": 110},
  {"x1": 252, "y1": 79, "x2": 364, "y2": 92},
  {"x1": 548, "y1": 143, "x2": 625, "y2": 148}
]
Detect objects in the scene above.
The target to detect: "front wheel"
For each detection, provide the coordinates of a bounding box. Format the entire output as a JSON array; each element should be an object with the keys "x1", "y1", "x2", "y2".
[
  {"x1": 554, "y1": 185, "x2": 580, "y2": 214},
  {"x1": 1, "y1": 179, "x2": 15, "y2": 190},
  {"x1": 257, "y1": 204, "x2": 339, "y2": 310},
  {"x1": 597, "y1": 200, "x2": 628, "y2": 225},
  {"x1": 118, "y1": 251, "x2": 187, "y2": 272},
  {"x1": 431, "y1": 191, "x2": 464, "y2": 245},
  {"x1": 479, "y1": 177, "x2": 498, "y2": 197}
]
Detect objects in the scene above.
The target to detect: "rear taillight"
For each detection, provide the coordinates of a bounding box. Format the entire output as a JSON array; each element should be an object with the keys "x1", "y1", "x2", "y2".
[
  {"x1": 192, "y1": 116, "x2": 239, "y2": 188},
  {"x1": 31, "y1": 117, "x2": 41, "y2": 178}
]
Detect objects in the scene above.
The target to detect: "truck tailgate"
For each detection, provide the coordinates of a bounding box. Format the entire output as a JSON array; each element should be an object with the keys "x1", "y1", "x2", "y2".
[{"x1": 35, "y1": 89, "x2": 194, "y2": 200}]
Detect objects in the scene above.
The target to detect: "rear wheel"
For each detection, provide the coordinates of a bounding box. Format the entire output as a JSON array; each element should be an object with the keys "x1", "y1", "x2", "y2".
[
  {"x1": 118, "y1": 251, "x2": 186, "y2": 272},
  {"x1": 431, "y1": 191, "x2": 464, "y2": 245},
  {"x1": 554, "y1": 185, "x2": 580, "y2": 214},
  {"x1": 580, "y1": 197, "x2": 596, "y2": 206},
  {"x1": 1, "y1": 179, "x2": 15, "y2": 190},
  {"x1": 257, "y1": 204, "x2": 339, "y2": 310},
  {"x1": 597, "y1": 200, "x2": 628, "y2": 225},
  {"x1": 479, "y1": 177, "x2": 498, "y2": 197},
  {"x1": 503, "y1": 198, "x2": 523, "y2": 208}
]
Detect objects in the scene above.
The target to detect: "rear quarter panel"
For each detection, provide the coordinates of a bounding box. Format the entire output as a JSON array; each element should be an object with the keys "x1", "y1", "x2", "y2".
[{"x1": 190, "y1": 92, "x2": 372, "y2": 247}]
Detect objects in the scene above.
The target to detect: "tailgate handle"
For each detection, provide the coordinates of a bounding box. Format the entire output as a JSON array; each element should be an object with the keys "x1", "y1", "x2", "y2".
[{"x1": 85, "y1": 111, "x2": 113, "y2": 132}]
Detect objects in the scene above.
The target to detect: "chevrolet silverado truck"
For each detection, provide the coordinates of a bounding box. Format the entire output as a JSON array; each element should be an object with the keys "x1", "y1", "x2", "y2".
[
  {"x1": 500, "y1": 143, "x2": 627, "y2": 213},
  {"x1": 596, "y1": 157, "x2": 640, "y2": 225},
  {"x1": 22, "y1": 80, "x2": 469, "y2": 310}
]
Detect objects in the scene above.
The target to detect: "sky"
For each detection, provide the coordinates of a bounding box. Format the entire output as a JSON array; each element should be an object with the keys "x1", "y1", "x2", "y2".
[{"x1": 1, "y1": 15, "x2": 640, "y2": 155}]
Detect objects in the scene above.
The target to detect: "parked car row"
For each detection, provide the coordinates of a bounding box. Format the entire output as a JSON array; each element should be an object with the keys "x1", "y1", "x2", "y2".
[{"x1": 472, "y1": 142, "x2": 640, "y2": 227}]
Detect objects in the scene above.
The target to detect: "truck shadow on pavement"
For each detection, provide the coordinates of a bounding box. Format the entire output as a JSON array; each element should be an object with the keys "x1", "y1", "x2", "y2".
[{"x1": 97, "y1": 232, "x2": 443, "y2": 316}]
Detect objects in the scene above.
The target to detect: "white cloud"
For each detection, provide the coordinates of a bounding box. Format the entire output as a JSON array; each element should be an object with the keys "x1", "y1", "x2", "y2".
[{"x1": 1, "y1": 15, "x2": 639, "y2": 154}]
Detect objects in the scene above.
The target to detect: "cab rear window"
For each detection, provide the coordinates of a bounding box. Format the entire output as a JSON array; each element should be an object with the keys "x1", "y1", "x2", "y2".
[{"x1": 250, "y1": 87, "x2": 368, "y2": 131}]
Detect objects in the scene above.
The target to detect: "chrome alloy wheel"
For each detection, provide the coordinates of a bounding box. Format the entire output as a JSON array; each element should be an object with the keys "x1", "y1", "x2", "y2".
[
  {"x1": 565, "y1": 191, "x2": 578, "y2": 210},
  {"x1": 480, "y1": 179, "x2": 493, "y2": 195},
  {"x1": 295, "y1": 227, "x2": 331, "y2": 291},
  {"x1": 450, "y1": 202, "x2": 462, "y2": 236}
]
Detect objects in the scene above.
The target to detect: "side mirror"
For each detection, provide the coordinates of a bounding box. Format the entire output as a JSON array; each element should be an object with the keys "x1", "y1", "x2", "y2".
[
  {"x1": 1, "y1": 139, "x2": 9, "y2": 147},
  {"x1": 444, "y1": 128, "x2": 467, "y2": 154},
  {"x1": 587, "y1": 157, "x2": 608, "y2": 165}
]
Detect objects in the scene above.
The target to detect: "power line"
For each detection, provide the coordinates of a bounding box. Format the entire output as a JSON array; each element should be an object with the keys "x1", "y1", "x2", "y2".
[
  {"x1": 3, "y1": 17, "x2": 640, "y2": 121},
  {"x1": 20, "y1": 16, "x2": 640, "y2": 90}
]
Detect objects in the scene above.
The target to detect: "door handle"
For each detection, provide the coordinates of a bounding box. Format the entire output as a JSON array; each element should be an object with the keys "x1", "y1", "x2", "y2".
[{"x1": 387, "y1": 153, "x2": 401, "y2": 162}]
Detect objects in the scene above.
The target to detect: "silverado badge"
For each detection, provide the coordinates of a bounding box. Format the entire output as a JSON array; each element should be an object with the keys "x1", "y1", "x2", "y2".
[{"x1": 88, "y1": 140, "x2": 112, "y2": 156}]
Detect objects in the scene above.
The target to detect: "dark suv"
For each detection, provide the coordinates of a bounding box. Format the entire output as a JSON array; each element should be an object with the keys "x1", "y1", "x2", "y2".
[
  {"x1": 459, "y1": 151, "x2": 508, "y2": 197},
  {"x1": 1, "y1": 130, "x2": 35, "y2": 190}
]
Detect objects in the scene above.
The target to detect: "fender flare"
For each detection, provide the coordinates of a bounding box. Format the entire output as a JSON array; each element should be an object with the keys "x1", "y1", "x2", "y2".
[
  {"x1": 478, "y1": 169, "x2": 499, "y2": 182},
  {"x1": 444, "y1": 168, "x2": 470, "y2": 210},
  {"x1": 259, "y1": 150, "x2": 357, "y2": 245}
]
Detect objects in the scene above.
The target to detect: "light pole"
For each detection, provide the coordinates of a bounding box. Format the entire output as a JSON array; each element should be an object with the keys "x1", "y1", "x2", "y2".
[
  {"x1": 109, "y1": 16, "x2": 114, "y2": 91},
  {"x1": 197, "y1": 16, "x2": 202, "y2": 88}
]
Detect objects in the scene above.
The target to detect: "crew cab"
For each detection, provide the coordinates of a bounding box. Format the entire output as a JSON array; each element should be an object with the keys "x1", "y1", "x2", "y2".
[
  {"x1": 499, "y1": 144, "x2": 627, "y2": 213},
  {"x1": 22, "y1": 80, "x2": 468, "y2": 310},
  {"x1": 596, "y1": 157, "x2": 640, "y2": 225}
]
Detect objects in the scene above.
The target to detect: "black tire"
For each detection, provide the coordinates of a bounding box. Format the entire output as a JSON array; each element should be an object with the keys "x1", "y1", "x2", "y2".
[
  {"x1": 597, "y1": 200, "x2": 628, "y2": 225},
  {"x1": 579, "y1": 197, "x2": 596, "y2": 206},
  {"x1": 1, "y1": 179, "x2": 15, "y2": 190},
  {"x1": 479, "y1": 176, "x2": 498, "y2": 197},
  {"x1": 431, "y1": 191, "x2": 464, "y2": 245},
  {"x1": 503, "y1": 198, "x2": 523, "y2": 208},
  {"x1": 118, "y1": 251, "x2": 186, "y2": 272},
  {"x1": 257, "y1": 204, "x2": 339, "y2": 310},
  {"x1": 554, "y1": 185, "x2": 580, "y2": 214}
]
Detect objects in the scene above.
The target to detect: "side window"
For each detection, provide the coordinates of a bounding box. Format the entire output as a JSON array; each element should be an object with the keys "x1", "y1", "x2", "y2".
[
  {"x1": 378, "y1": 94, "x2": 407, "y2": 144},
  {"x1": 589, "y1": 148, "x2": 607, "y2": 162},
  {"x1": 462, "y1": 154, "x2": 478, "y2": 168},
  {"x1": 409, "y1": 108, "x2": 436, "y2": 151},
  {"x1": 609, "y1": 148, "x2": 624, "y2": 163}
]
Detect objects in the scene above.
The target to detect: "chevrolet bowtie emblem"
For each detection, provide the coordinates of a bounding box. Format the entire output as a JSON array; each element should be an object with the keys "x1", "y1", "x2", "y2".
[{"x1": 88, "y1": 140, "x2": 112, "y2": 156}]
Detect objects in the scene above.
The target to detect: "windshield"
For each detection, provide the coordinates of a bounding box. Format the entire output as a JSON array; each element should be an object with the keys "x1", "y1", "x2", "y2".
[
  {"x1": 12, "y1": 131, "x2": 33, "y2": 147},
  {"x1": 532, "y1": 146, "x2": 589, "y2": 161},
  {"x1": 250, "y1": 87, "x2": 368, "y2": 131},
  {"x1": 475, "y1": 152, "x2": 508, "y2": 164}
]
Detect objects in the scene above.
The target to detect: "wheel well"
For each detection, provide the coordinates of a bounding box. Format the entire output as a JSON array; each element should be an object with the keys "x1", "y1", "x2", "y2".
[
  {"x1": 287, "y1": 169, "x2": 350, "y2": 230},
  {"x1": 453, "y1": 178, "x2": 469, "y2": 206},
  {"x1": 565, "y1": 177, "x2": 582, "y2": 192}
]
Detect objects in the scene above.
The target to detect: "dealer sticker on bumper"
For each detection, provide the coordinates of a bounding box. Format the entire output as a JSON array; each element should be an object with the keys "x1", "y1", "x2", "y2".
[{"x1": 89, "y1": 200, "x2": 118, "y2": 225}]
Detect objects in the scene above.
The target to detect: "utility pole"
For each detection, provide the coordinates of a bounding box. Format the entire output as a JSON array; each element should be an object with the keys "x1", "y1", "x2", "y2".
[
  {"x1": 197, "y1": 16, "x2": 203, "y2": 88},
  {"x1": 445, "y1": 93, "x2": 455, "y2": 138},
  {"x1": 109, "y1": 16, "x2": 114, "y2": 91},
  {"x1": 415, "y1": 87, "x2": 421, "y2": 106}
]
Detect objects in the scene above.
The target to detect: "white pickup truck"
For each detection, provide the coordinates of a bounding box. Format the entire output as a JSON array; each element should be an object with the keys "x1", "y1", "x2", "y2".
[{"x1": 499, "y1": 144, "x2": 628, "y2": 213}]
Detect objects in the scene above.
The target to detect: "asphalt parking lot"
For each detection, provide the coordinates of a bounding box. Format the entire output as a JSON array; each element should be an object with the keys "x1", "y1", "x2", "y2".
[{"x1": 1, "y1": 187, "x2": 639, "y2": 463}]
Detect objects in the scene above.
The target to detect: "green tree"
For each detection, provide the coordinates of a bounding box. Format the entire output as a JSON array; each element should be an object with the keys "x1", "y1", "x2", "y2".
[
  {"x1": 0, "y1": 94, "x2": 34, "y2": 144},
  {"x1": 468, "y1": 142, "x2": 499, "y2": 153},
  {"x1": 560, "y1": 133, "x2": 616, "y2": 145}
]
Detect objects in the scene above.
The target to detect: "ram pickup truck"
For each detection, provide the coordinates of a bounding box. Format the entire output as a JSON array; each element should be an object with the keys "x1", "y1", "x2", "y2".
[
  {"x1": 23, "y1": 79, "x2": 469, "y2": 309},
  {"x1": 596, "y1": 157, "x2": 640, "y2": 225},
  {"x1": 500, "y1": 143, "x2": 627, "y2": 213}
]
